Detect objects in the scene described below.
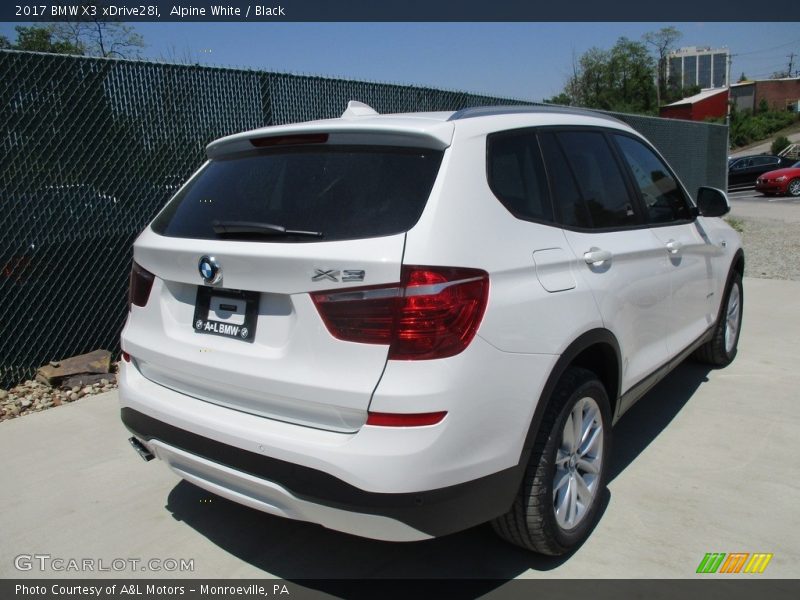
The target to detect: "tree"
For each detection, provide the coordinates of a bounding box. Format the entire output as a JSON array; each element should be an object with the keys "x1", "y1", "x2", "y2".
[
  {"x1": 738, "y1": 72, "x2": 748, "y2": 83},
  {"x1": 8, "y1": 25, "x2": 84, "y2": 54},
  {"x1": 51, "y1": 2, "x2": 144, "y2": 59},
  {"x1": 643, "y1": 26, "x2": 682, "y2": 107},
  {"x1": 555, "y1": 37, "x2": 657, "y2": 114},
  {"x1": 545, "y1": 92, "x2": 572, "y2": 106},
  {"x1": 3, "y1": 3, "x2": 144, "y2": 58}
]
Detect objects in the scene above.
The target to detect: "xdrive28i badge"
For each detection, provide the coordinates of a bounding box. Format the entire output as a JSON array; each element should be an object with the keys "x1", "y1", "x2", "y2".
[{"x1": 198, "y1": 255, "x2": 222, "y2": 285}]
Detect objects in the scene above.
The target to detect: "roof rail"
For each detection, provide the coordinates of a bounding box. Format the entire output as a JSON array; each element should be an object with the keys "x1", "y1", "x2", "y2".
[{"x1": 448, "y1": 104, "x2": 626, "y2": 125}]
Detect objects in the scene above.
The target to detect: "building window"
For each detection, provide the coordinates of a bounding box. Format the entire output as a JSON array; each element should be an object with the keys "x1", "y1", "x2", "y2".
[
  {"x1": 698, "y1": 54, "x2": 712, "y2": 88},
  {"x1": 684, "y1": 56, "x2": 697, "y2": 88},
  {"x1": 669, "y1": 57, "x2": 683, "y2": 88}
]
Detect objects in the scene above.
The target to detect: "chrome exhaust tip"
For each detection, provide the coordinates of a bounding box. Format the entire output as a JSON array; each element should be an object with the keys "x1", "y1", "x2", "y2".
[{"x1": 128, "y1": 437, "x2": 155, "y2": 462}]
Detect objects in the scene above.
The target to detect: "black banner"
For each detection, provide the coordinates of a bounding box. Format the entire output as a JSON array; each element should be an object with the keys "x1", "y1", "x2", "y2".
[
  {"x1": 3, "y1": 0, "x2": 800, "y2": 22},
  {"x1": 3, "y1": 579, "x2": 800, "y2": 600}
]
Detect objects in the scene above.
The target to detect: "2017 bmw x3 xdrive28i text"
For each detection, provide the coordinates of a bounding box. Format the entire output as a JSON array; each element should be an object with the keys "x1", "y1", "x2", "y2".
[{"x1": 120, "y1": 102, "x2": 743, "y2": 555}]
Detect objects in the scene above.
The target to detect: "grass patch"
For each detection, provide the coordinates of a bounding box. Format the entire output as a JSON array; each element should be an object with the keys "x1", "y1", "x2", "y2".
[{"x1": 725, "y1": 217, "x2": 745, "y2": 233}]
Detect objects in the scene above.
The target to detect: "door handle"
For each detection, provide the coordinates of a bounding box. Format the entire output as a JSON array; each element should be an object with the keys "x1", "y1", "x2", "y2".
[
  {"x1": 665, "y1": 240, "x2": 683, "y2": 254},
  {"x1": 583, "y1": 248, "x2": 613, "y2": 265}
]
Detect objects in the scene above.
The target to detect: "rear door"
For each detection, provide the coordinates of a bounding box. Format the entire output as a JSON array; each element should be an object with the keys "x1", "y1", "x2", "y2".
[
  {"x1": 539, "y1": 130, "x2": 671, "y2": 398},
  {"x1": 123, "y1": 139, "x2": 445, "y2": 432},
  {"x1": 611, "y1": 132, "x2": 717, "y2": 357}
]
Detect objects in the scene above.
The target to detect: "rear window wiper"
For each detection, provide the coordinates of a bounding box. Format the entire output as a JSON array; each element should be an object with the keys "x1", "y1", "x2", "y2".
[{"x1": 212, "y1": 220, "x2": 323, "y2": 238}]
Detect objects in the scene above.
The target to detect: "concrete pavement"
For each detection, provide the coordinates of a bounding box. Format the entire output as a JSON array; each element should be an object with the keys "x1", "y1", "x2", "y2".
[
  {"x1": 1, "y1": 278, "x2": 798, "y2": 582},
  {"x1": 730, "y1": 131, "x2": 800, "y2": 157}
]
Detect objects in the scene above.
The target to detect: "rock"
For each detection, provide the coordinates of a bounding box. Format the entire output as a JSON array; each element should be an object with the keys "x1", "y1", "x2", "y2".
[
  {"x1": 52, "y1": 397, "x2": 62, "y2": 407},
  {"x1": 82, "y1": 386, "x2": 93, "y2": 395},
  {"x1": 72, "y1": 386, "x2": 80, "y2": 393},
  {"x1": 36, "y1": 349, "x2": 112, "y2": 385},
  {"x1": 0, "y1": 390, "x2": 7, "y2": 401},
  {"x1": 20, "y1": 398, "x2": 31, "y2": 408},
  {"x1": 62, "y1": 373, "x2": 115, "y2": 390},
  {"x1": 100, "y1": 379, "x2": 109, "y2": 386},
  {"x1": 69, "y1": 392, "x2": 79, "y2": 402}
]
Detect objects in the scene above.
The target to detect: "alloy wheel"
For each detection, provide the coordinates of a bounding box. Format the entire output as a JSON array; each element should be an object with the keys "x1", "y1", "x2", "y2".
[
  {"x1": 725, "y1": 283, "x2": 741, "y2": 354},
  {"x1": 553, "y1": 396, "x2": 603, "y2": 530}
]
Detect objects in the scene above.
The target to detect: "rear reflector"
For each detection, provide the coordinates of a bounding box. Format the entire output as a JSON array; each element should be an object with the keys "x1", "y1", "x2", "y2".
[
  {"x1": 128, "y1": 261, "x2": 155, "y2": 310},
  {"x1": 121, "y1": 351, "x2": 131, "y2": 363},
  {"x1": 366, "y1": 411, "x2": 447, "y2": 427},
  {"x1": 312, "y1": 265, "x2": 489, "y2": 360}
]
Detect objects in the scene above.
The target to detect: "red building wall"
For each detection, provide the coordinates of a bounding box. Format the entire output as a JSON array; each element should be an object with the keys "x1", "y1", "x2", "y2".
[
  {"x1": 659, "y1": 104, "x2": 693, "y2": 120},
  {"x1": 659, "y1": 90, "x2": 729, "y2": 121}
]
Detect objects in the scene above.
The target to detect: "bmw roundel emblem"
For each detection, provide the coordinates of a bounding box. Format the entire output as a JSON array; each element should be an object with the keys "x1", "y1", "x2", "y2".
[{"x1": 198, "y1": 255, "x2": 222, "y2": 285}]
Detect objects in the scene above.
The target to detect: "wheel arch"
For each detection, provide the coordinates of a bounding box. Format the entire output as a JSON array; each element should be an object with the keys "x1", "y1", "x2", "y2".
[
  {"x1": 520, "y1": 328, "x2": 621, "y2": 462},
  {"x1": 731, "y1": 248, "x2": 745, "y2": 278},
  {"x1": 718, "y1": 248, "x2": 745, "y2": 321}
]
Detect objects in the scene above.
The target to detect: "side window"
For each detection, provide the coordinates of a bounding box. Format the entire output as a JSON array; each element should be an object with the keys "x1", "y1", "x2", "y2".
[
  {"x1": 613, "y1": 134, "x2": 693, "y2": 224},
  {"x1": 751, "y1": 156, "x2": 770, "y2": 167},
  {"x1": 538, "y1": 132, "x2": 591, "y2": 228},
  {"x1": 556, "y1": 131, "x2": 639, "y2": 229},
  {"x1": 487, "y1": 131, "x2": 554, "y2": 223}
]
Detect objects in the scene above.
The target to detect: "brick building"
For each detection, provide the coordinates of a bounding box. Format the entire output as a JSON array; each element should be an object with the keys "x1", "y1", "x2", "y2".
[{"x1": 730, "y1": 78, "x2": 800, "y2": 113}]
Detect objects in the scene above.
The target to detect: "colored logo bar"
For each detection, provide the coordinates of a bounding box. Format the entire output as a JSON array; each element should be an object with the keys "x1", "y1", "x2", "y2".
[{"x1": 696, "y1": 553, "x2": 773, "y2": 574}]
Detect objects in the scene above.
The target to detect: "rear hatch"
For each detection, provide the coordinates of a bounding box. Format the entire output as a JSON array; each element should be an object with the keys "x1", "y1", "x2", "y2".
[{"x1": 123, "y1": 126, "x2": 450, "y2": 432}]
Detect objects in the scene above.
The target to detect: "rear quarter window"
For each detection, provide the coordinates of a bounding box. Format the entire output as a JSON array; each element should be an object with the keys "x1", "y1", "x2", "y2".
[{"x1": 487, "y1": 131, "x2": 554, "y2": 224}]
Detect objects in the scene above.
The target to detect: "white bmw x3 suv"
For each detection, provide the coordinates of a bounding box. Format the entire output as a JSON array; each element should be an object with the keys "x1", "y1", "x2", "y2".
[{"x1": 120, "y1": 102, "x2": 743, "y2": 554}]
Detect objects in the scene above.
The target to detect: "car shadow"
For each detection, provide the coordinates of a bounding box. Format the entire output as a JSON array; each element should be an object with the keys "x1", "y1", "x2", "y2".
[
  {"x1": 164, "y1": 360, "x2": 711, "y2": 588},
  {"x1": 609, "y1": 360, "x2": 712, "y2": 482}
]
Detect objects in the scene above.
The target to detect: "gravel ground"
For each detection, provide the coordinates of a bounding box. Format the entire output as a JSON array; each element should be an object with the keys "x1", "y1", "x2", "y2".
[
  {"x1": 736, "y1": 217, "x2": 800, "y2": 281},
  {"x1": 0, "y1": 373, "x2": 117, "y2": 422},
  {"x1": 728, "y1": 191, "x2": 800, "y2": 282}
]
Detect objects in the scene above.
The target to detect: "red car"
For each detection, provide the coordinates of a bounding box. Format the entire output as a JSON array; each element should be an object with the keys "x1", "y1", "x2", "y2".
[{"x1": 756, "y1": 160, "x2": 800, "y2": 197}]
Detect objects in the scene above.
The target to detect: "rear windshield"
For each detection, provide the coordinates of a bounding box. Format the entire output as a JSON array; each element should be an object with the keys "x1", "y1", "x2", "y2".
[{"x1": 151, "y1": 145, "x2": 444, "y2": 242}]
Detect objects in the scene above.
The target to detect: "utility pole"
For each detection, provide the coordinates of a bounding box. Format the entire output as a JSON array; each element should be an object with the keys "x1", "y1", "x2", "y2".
[
  {"x1": 787, "y1": 52, "x2": 796, "y2": 78},
  {"x1": 726, "y1": 52, "x2": 732, "y2": 127}
]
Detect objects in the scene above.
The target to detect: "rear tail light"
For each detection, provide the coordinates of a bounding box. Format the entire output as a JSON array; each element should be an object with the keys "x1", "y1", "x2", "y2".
[
  {"x1": 128, "y1": 261, "x2": 155, "y2": 310},
  {"x1": 311, "y1": 265, "x2": 489, "y2": 360}
]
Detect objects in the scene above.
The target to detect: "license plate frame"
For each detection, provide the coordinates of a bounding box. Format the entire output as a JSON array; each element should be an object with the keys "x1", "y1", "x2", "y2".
[{"x1": 193, "y1": 286, "x2": 259, "y2": 343}]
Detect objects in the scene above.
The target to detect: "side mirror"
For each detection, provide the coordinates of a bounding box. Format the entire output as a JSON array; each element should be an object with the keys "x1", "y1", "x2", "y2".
[{"x1": 696, "y1": 186, "x2": 730, "y2": 217}]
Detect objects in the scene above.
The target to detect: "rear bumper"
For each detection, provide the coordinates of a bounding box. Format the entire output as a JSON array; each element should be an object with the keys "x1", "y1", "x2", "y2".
[
  {"x1": 118, "y1": 340, "x2": 557, "y2": 539},
  {"x1": 122, "y1": 407, "x2": 521, "y2": 540}
]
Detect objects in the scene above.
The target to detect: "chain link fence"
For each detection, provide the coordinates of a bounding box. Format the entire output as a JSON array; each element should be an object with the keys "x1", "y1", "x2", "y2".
[{"x1": 0, "y1": 49, "x2": 727, "y2": 388}]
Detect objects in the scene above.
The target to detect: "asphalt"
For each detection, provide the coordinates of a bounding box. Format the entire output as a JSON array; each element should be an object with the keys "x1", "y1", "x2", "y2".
[{"x1": 0, "y1": 278, "x2": 797, "y2": 584}]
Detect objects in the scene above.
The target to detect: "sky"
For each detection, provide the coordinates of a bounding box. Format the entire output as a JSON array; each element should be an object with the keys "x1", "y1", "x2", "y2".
[{"x1": 2, "y1": 21, "x2": 799, "y2": 101}]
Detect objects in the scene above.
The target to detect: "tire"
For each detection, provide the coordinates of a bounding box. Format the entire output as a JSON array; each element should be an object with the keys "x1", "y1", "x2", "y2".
[
  {"x1": 492, "y1": 367, "x2": 611, "y2": 555},
  {"x1": 788, "y1": 178, "x2": 800, "y2": 198},
  {"x1": 693, "y1": 272, "x2": 743, "y2": 367}
]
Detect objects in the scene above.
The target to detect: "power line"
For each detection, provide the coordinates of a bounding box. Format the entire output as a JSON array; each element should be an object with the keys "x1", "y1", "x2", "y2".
[{"x1": 731, "y1": 38, "x2": 800, "y2": 57}]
